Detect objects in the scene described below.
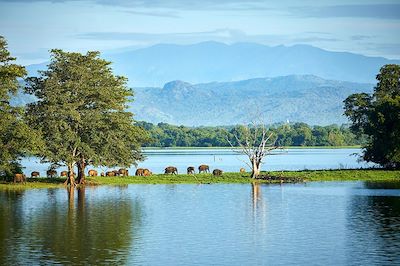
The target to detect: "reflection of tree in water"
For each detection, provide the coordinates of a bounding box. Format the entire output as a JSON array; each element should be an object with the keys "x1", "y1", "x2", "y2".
[
  {"x1": 28, "y1": 186, "x2": 144, "y2": 265},
  {"x1": 0, "y1": 190, "x2": 26, "y2": 265},
  {"x1": 251, "y1": 182, "x2": 262, "y2": 213},
  {"x1": 347, "y1": 183, "x2": 400, "y2": 264},
  {"x1": 250, "y1": 182, "x2": 269, "y2": 227}
]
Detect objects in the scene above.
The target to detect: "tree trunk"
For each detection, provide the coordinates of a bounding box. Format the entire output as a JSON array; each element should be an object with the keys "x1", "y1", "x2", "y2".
[
  {"x1": 251, "y1": 159, "x2": 261, "y2": 178},
  {"x1": 77, "y1": 156, "x2": 86, "y2": 185},
  {"x1": 64, "y1": 162, "x2": 76, "y2": 187}
]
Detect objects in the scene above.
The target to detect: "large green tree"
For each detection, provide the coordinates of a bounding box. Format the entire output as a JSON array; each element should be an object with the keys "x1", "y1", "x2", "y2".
[
  {"x1": 344, "y1": 64, "x2": 400, "y2": 168},
  {"x1": 0, "y1": 36, "x2": 40, "y2": 179},
  {"x1": 25, "y1": 49, "x2": 149, "y2": 185}
]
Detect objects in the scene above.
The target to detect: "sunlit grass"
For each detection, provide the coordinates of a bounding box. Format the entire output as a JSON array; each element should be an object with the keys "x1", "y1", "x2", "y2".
[{"x1": 0, "y1": 177, "x2": 65, "y2": 189}]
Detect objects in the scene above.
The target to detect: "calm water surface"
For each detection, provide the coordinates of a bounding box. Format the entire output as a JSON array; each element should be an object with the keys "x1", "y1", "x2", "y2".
[
  {"x1": 20, "y1": 148, "x2": 373, "y2": 175},
  {"x1": 1, "y1": 182, "x2": 400, "y2": 265}
]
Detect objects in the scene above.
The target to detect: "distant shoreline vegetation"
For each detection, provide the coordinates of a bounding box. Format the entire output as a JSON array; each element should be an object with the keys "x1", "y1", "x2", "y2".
[{"x1": 136, "y1": 121, "x2": 366, "y2": 148}]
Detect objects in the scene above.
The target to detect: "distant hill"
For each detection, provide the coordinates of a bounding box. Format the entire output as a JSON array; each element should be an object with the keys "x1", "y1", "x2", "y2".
[
  {"x1": 26, "y1": 42, "x2": 399, "y2": 87},
  {"x1": 128, "y1": 75, "x2": 374, "y2": 126}
]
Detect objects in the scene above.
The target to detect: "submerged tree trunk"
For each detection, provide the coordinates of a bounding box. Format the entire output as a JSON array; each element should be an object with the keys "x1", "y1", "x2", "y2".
[
  {"x1": 77, "y1": 156, "x2": 86, "y2": 185},
  {"x1": 64, "y1": 162, "x2": 76, "y2": 187}
]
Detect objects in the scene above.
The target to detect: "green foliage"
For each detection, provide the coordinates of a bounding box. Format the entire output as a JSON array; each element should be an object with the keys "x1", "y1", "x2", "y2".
[
  {"x1": 0, "y1": 36, "x2": 41, "y2": 179},
  {"x1": 25, "y1": 49, "x2": 149, "y2": 178},
  {"x1": 344, "y1": 64, "x2": 400, "y2": 168},
  {"x1": 136, "y1": 121, "x2": 364, "y2": 147}
]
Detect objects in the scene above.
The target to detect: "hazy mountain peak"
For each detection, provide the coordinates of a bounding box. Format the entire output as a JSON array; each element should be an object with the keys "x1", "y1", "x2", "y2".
[{"x1": 163, "y1": 80, "x2": 192, "y2": 90}]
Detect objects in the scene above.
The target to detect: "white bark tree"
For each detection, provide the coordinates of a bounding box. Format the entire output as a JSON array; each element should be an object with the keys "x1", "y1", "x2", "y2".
[{"x1": 228, "y1": 121, "x2": 279, "y2": 178}]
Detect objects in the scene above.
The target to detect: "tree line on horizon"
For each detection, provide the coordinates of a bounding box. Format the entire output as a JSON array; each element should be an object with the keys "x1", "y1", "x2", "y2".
[{"x1": 136, "y1": 121, "x2": 365, "y2": 148}]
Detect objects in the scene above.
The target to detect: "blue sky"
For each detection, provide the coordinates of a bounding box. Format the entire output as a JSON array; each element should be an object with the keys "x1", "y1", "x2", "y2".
[{"x1": 0, "y1": 0, "x2": 399, "y2": 65}]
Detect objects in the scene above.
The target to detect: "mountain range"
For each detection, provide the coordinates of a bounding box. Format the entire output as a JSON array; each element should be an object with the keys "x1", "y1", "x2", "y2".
[
  {"x1": 27, "y1": 42, "x2": 399, "y2": 87},
  {"x1": 23, "y1": 41, "x2": 395, "y2": 125}
]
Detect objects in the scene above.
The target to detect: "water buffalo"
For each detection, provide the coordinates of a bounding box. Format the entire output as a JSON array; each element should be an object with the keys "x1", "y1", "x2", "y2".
[
  {"x1": 135, "y1": 168, "x2": 144, "y2": 176},
  {"x1": 60, "y1": 171, "x2": 68, "y2": 177},
  {"x1": 14, "y1": 173, "x2": 26, "y2": 183},
  {"x1": 106, "y1": 171, "x2": 116, "y2": 177},
  {"x1": 165, "y1": 166, "x2": 178, "y2": 174},
  {"x1": 213, "y1": 169, "x2": 223, "y2": 176},
  {"x1": 240, "y1": 168, "x2": 246, "y2": 174},
  {"x1": 143, "y1": 169, "x2": 152, "y2": 176},
  {"x1": 187, "y1": 166, "x2": 195, "y2": 174},
  {"x1": 88, "y1": 169, "x2": 98, "y2": 177},
  {"x1": 118, "y1": 168, "x2": 129, "y2": 177},
  {"x1": 112, "y1": 170, "x2": 120, "y2": 176},
  {"x1": 31, "y1": 171, "x2": 40, "y2": 178},
  {"x1": 47, "y1": 170, "x2": 57, "y2": 178},
  {"x1": 198, "y1": 164, "x2": 210, "y2": 173},
  {"x1": 100, "y1": 172, "x2": 105, "y2": 177}
]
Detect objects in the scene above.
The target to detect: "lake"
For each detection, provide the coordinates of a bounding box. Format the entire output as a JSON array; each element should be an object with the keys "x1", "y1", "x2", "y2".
[
  {"x1": 20, "y1": 148, "x2": 374, "y2": 176},
  {"x1": 1, "y1": 181, "x2": 399, "y2": 265}
]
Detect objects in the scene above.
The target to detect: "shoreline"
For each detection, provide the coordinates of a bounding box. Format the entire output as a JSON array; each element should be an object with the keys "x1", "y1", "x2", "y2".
[
  {"x1": 142, "y1": 146, "x2": 362, "y2": 150},
  {"x1": 1, "y1": 169, "x2": 399, "y2": 190}
]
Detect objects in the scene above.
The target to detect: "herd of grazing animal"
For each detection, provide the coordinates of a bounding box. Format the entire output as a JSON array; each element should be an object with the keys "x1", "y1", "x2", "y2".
[
  {"x1": 14, "y1": 164, "x2": 240, "y2": 182},
  {"x1": 162, "y1": 164, "x2": 223, "y2": 176}
]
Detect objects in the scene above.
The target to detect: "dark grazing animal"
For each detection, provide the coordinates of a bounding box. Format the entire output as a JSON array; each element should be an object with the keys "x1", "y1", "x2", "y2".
[
  {"x1": 31, "y1": 171, "x2": 40, "y2": 178},
  {"x1": 112, "y1": 170, "x2": 119, "y2": 176},
  {"x1": 88, "y1": 169, "x2": 98, "y2": 177},
  {"x1": 60, "y1": 171, "x2": 68, "y2": 177},
  {"x1": 14, "y1": 173, "x2": 26, "y2": 183},
  {"x1": 187, "y1": 166, "x2": 195, "y2": 174},
  {"x1": 135, "y1": 168, "x2": 144, "y2": 176},
  {"x1": 47, "y1": 170, "x2": 57, "y2": 178},
  {"x1": 106, "y1": 171, "x2": 116, "y2": 177},
  {"x1": 100, "y1": 172, "x2": 105, "y2": 177},
  {"x1": 118, "y1": 168, "x2": 129, "y2": 177},
  {"x1": 143, "y1": 169, "x2": 152, "y2": 176},
  {"x1": 61, "y1": 171, "x2": 75, "y2": 178},
  {"x1": 198, "y1": 164, "x2": 210, "y2": 173},
  {"x1": 165, "y1": 166, "x2": 178, "y2": 174},
  {"x1": 213, "y1": 169, "x2": 223, "y2": 176}
]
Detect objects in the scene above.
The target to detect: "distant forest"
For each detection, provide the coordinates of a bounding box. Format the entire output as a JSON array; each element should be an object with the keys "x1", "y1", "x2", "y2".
[{"x1": 136, "y1": 121, "x2": 365, "y2": 147}]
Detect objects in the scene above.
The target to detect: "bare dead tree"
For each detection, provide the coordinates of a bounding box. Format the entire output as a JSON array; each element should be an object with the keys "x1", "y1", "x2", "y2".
[{"x1": 227, "y1": 120, "x2": 279, "y2": 178}]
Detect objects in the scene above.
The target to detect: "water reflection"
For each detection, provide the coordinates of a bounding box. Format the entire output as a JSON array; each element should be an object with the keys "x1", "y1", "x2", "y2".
[
  {"x1": 0, "y1": 187, "x2": 144, "y2": 265},
  {"x1": 251, "y1": 182, "x2": 262, "y2": 212},
  {"x1": 1, "y1": 182, "x2": 400, "y2": 265},
  {"x1": 250, "y1": 182, "x2": 269, "y2": 236},
  {"x1": 0, "y1": 190, "x2": 26, "y2": 265},
  {"x1": 347, "y1": 182, "x2": 400, "y2": 265}
]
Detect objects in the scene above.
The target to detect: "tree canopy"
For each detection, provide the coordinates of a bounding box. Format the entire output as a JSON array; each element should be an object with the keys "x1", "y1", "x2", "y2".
[
  {"x1": 344, "y1": 64, "x2": 400, "y2": 168},
  {"x1": 25, "y1": 49, "x2": 149, "y2": 185},
  {"x1": 0, "y1": 36, "x2": 41, "y2": 179}
]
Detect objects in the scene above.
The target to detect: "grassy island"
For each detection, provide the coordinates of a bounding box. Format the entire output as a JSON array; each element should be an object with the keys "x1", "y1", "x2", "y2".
[{"x1": 1, "y1": 169, "x2": 399, "y2": 190}]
